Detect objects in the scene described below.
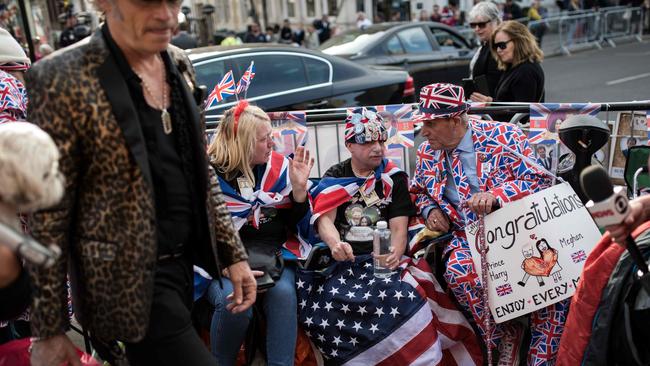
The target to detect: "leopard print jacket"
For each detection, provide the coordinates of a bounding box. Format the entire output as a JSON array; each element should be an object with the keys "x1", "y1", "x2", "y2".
[{"x1": 25, "y1": 30, "x2": 247, "y2": 342}]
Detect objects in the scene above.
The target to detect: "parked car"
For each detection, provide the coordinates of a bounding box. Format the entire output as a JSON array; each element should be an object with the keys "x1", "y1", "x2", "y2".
[
  {"x1": 186, "y1": 44, "x2": 415, "y2": 117},
  {"x1": 320, "y1": 22, "x2": 475, "y2": 93}
]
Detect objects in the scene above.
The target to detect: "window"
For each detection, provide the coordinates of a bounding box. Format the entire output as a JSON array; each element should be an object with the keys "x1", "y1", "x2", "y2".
[
  {"x1": 307, "y1": 0, "x2": 316, "y2": 17},
  {"x1": 384, "y1": 35, "x2": 405, "y2": 55},
  {"x1": 396, "y1": 27, "x2": 433, "y2": 53},
  {"x1": 430, "y1": 27, "x2": 469, "y2": 50},
  {"x1": 232, "y1": 55, "x2": 309, "y2": 98},
  {"x1": 194, "y1": 59, "x2": 227, "y2": 95},
  {"x1": 304, "y1": 57, "x2": 330, "y2": 84},
  {"x1": 327, "y1": 0, "x2": 337, "y2": 15},
  {"x1": 288, "y1": 0, "x2": 296, "y2": 17}
]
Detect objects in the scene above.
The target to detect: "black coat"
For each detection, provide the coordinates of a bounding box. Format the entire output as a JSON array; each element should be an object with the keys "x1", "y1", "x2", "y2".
[
  {"x1": 494, "y1": 61, "x2": 545, "y2": 103},
  {"x1": 471, "y1": 44, "x2": 503, "y2": 97}
]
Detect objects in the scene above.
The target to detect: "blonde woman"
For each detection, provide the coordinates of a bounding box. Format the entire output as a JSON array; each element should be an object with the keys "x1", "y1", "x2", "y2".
[
  {"x1": 470, "y1": 20, "x2": 545, "y2": 104},
  {"x1": 206, "y1": 100, "x2": 313, "y2": 366}
]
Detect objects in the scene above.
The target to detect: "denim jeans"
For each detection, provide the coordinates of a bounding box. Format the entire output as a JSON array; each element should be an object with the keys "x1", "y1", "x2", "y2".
[{"x1": 207, "y1": 265, "x2": 297, "y2": 366}]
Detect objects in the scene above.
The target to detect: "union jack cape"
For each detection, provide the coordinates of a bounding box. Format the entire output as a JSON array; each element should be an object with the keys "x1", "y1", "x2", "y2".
[
  {"x1": 218, "y1": 151, "x2": 312, "y2": 258},
  {"x1": 309, "y1": 159, "x2": 403, "y2": 227}
]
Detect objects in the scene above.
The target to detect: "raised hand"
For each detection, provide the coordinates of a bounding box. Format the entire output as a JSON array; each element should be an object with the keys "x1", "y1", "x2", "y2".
[{"x1": 288, "y1": 146, "x2": 314, "y2": 202}]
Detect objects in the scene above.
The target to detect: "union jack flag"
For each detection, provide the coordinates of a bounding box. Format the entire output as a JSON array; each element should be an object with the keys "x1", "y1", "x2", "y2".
[
  {"x1": 296, "y1": 255, "x2": 482, "y2": 365},
  {"x1": 308, "y1": 159, "x2": 402, "y2": 227},
  {"x1": 205, "y1": 70, "x2": 235, "y2": 109},
  {"x1": 236, "y1": 61, "x2": 256, "y2": 95},
  {"x1": 571, "y1": 249, "x2": 587, "y2": 263},
  {"x1": 528, "y1": 103, "x2": 601, "y2": 144},
  {"x1": 496, "y1": 283, "x2": 513, "y2": 297}
]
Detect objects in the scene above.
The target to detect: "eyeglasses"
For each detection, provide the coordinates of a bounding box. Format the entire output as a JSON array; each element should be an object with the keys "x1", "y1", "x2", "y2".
[
  {"x1": 493, "y1": 40, "x2": 513, "y2": 50},
  {"x1": 469, "y1": 21, "x2": 490, "y2": 29}
]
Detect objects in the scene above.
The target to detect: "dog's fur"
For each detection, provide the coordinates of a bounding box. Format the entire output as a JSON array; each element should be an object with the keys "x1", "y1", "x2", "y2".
[{"x1": 0, "y1": 122, "x2": 64, "y2": 221}]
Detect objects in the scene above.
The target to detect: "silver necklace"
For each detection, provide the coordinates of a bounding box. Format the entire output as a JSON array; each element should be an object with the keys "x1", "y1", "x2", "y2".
[{"x1": 135, "y1": 56, "x2": 172, "y2": 135}]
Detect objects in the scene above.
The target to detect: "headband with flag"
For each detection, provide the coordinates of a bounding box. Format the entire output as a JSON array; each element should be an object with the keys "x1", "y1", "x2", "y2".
[
  {"x1": 205, "y1": 70, "x2": 236, "y2": 110},
  {"x1": 236, "y1": 61, "x2": 256, "y2": 98}
]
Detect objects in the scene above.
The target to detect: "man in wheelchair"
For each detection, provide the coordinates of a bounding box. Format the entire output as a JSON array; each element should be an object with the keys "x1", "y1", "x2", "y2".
[{"x1": 410, "y1": 83, "x2": 569, "y2": 365}]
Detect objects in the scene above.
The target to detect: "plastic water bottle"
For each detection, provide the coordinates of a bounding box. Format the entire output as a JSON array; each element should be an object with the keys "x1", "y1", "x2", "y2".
[{"x1": 373, "y1": 221, "x2": 393, "y2": 278}]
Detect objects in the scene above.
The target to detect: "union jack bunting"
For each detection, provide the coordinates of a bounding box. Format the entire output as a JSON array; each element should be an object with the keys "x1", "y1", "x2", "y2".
[
  {"x1": 528, "y1": 103, "x2": 601, "y2": 144},
  {"x1": 496, "y1": 283, "x2": 513, "y2": 297},
  {"x1": 205, "y1": 70, "x2": 236, "y2": 109},
  {"x1": 0, "y1": 70, "x2": 27, "y2": 124},
  {"x1": 218, "y1": 151, "x2": 312, "y2": 258},
  {"x1": 296, "y1": 255, "x2": 482, "y2": 365},
  {"x1": 236, "y1": 61, "x2": 256, "y2": 95},
  {"x1": 308, "y1": 159, "x2": 402, "y2": 227},
  {"x1": 571, "y1": 249, "x2": 587, "y2": 263}
]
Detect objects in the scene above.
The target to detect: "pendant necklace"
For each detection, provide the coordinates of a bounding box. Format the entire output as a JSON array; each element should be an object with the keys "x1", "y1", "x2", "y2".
[{"x1": 136, "y1": 55, "x2": 173, "y2": 135}]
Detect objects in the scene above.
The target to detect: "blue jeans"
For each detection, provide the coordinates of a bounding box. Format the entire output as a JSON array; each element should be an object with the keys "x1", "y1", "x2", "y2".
[{"x1": 207, "y1": 265, "x2": 297, "y2": 366}]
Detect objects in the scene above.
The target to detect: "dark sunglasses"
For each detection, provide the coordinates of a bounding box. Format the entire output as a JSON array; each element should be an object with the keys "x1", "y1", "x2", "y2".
[
  {"x1": 469, "y1": 21, "x2": 490, "y2": 29},
  {"x1": 493, "y1": 40, "x2": 513, "y2": 50}
]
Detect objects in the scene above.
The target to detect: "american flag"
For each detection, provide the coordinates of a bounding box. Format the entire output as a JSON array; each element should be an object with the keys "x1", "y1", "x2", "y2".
[
  {"x1": 236, "y1": 61, "x2": 256, "y2": 95},
  {"x1": 528, "y1": 103, "x2": 601, "y2": 144},
  {"x1": 296, "y1": 256, "x2": 482, "y2": 365},
  {"x1": 205, "y1": 70, "x2": 235, "y2": 109},
  {"x1": 571, "y1": 249, "x2": 587, "y2": 263},
  {"x1": 496, "y1": 283, "x2": 513, "y2": 297}
]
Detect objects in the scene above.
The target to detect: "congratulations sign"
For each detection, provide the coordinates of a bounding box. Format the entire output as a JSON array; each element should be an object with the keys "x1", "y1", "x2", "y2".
[{"x1": 466, "y1": 183, "x2": 601, "y2": 323}]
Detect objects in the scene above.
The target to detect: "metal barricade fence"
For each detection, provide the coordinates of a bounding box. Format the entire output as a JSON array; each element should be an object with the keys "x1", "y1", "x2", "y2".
[
  {"x1": 558, "y1": 12, "x2": 602, "y2": 54},
  {"x1": 601, "y1": 6, "x2": 644, "y2": 47},
  {"x1": 206, "y1": 101, "x2": 650, "y2": 178}
]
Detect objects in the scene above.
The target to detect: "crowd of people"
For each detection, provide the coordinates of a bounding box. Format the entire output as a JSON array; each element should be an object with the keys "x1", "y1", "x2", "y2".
[{"x1": 0, "y1": 0, "x2": 649, "y2": 365}]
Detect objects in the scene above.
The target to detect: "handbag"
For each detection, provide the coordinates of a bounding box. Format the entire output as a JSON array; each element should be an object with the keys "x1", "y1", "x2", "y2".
[{"x1": 246, "y1": 242, "x2": 284, "y2": 282}]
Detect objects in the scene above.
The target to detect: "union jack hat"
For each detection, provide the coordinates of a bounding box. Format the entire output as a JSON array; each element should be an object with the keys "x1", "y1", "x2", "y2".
[
  {"x1": 413, "y1": 83, "x2": 469, "y2": 121},
  {"x1": 344, "y1": 107, "x2": 387, "y2": 144}
]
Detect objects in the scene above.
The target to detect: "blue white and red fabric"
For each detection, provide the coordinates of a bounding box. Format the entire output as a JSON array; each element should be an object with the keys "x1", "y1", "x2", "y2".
[
  {"x1": 296, "y1": 255, "x2": 483, "y2": 365},
  {"x1": 412, "y1": 83, "x2": 469, "y2": 121},
  {"x1": 375, "y1": 104, "x2": 416, "y2": 148},
  {"x1": 205, "y1": 70, "x2": 236, "y2": 109},
  {"x1": 236, "y1": 61, "x2": 256, "y2": 95},
  {"x1": 0, "y1": 70, "x2": 27, "y2": 124},
  {"x1": 308, "y1": 158, "x2": 402, "y2": 228},
  {"x1": 218, "y1": 151, "x2": 312, "y2": 258},
  {"x1": 411, "y1": 118, "x2": 567, "y2": 364}
]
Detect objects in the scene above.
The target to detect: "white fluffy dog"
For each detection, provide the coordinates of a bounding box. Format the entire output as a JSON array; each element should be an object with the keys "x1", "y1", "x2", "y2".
[{"x1": 0, "y1": 122, "x2": 64, "y2": 227}]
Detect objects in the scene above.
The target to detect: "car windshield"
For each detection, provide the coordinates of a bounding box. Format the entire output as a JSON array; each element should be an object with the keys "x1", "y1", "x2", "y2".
[{"x1": 320, "y1": 30, "x2": 386, "y2": 55}]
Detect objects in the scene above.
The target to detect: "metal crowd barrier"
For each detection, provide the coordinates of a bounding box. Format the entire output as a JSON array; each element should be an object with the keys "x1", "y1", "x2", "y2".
[
  {"x1": 456, "y1": 6, "x2": 645, "y2": 56},
  {"x1": 206, "y1": 101, "x2": 650, "y2": 177}
]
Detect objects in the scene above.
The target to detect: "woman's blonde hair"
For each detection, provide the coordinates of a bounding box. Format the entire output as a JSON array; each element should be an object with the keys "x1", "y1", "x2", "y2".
[
  {"x1": 491, "y1": 20, "x2": 543, "y2": 71},
  {"x1": 208, "y1": 103, "x2": 271, "y2": 183}
]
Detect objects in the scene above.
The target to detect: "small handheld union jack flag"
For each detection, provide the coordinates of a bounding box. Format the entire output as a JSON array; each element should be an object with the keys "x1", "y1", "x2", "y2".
[
  {"x1": 236, "y1": 61, "x2": 256, "y2": 97},
  {"x1": 205, "y1": 70, "x2": 236, "y2": 109}
]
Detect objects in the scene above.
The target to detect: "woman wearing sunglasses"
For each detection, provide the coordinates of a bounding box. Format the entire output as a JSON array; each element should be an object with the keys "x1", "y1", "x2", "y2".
[
  {"x1": 468, "y1": 1, "x2": 503, "y2": 98},
  {"x1": 470, "y1": 20, "x2": 545, "y2": 105}
]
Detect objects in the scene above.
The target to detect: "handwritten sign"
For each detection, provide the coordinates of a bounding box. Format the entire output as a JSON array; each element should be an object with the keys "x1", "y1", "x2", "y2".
[{"x1": 466, "y1": 183, "x2": 601, "y2": 323}]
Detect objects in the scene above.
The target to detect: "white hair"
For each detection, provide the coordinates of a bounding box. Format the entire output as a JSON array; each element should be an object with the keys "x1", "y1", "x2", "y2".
[
  {"x1": 469, "y1": 1, "x2": 502, "y2": 23},
  {"x1": 0, "y1": 122, "x2": 64, "y2": 212}
]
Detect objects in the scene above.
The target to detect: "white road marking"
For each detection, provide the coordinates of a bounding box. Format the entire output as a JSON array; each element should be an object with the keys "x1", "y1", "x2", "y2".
[{"x1": 606, "y1": 72, "x2": 650, "y2": 86}]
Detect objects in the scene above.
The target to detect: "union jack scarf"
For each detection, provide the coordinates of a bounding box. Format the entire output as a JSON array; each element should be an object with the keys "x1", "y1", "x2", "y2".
[
  {"x1": 309, "y1": 159, "x2": 403, "y2": 228},
  {"x1": 0, "y1": 70, "x2": 27, "y2": 124},
  {"x1": 218, "y1": 151, "x2": 312, "y2": 258}
]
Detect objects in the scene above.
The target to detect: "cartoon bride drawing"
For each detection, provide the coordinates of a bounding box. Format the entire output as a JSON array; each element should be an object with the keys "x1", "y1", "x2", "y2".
[
  {"x1": 518, "y1": 237, "x2": 563, "y2": 287},
  {"x1": 536, "y1": 238, "x2": 563, "y2": 283}
]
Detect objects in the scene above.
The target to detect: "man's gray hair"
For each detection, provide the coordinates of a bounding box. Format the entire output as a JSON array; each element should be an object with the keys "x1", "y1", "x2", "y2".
[{"x1": 469, "y1": 1, "x2": 502, "y2": 23}]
